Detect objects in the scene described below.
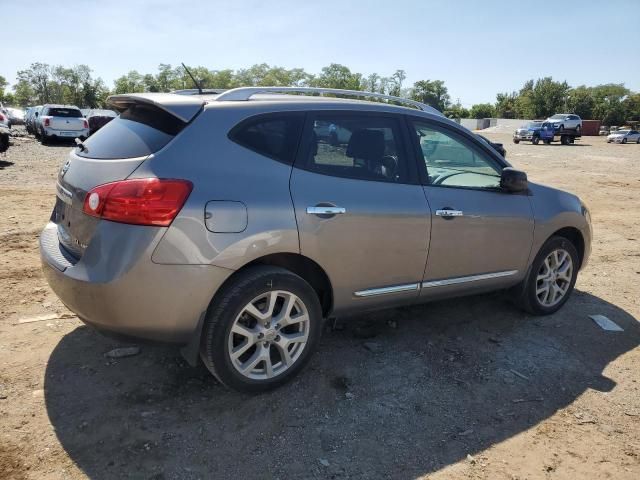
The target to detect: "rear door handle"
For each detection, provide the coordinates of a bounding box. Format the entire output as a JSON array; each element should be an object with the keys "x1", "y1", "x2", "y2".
[
  {"x1": 435, "y1": 209, "x2": 463, "y2": 219},
  {"x1": 307, "y1": 206, "x2": 346, "y2": 215}
]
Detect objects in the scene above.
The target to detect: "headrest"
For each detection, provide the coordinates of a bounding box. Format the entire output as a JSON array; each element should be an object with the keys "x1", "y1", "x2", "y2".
[{"x1": 346, "y1": 129, "x2": 385, "y2": 160}]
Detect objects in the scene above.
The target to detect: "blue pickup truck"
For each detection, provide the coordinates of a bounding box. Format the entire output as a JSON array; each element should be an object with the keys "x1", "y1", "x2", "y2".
[{"x1": 513, "y1": 121, "x2": 581, "y2": 145}]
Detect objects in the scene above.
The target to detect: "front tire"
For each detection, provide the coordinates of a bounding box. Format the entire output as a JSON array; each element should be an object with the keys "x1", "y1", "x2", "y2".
[
  {"x1": 622, "y1": 138, "x2": 627, "y2": 144},
  {"x1": 515, "y1": 236, "x2": 579, "y2": 315},
  {"x1": 532, "y1": 136, "x2": 540, "y2": 145},
  {"x1": 200, "y1": 266, "x2": 323, "y2": 393}
]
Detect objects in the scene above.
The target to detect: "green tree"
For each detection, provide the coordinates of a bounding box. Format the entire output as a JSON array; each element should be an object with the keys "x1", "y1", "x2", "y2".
[
  {"x1": 623, "y1": 93, "x2": 640, "y2": 122},
  {"x1": 113, "y1": 70, "x2": 145, "y2": 94},
  {"x1": 469, "y1": 103, "x2": 496, "y2": 119},
  {"x1": 443, "y1": 99, "x2": 469, "y2": 119},
  {"x1": 410, "y1": 80, "x2": 450, "y2": 111},
  {"x1": 565, "y1": 86, "x2": 595, "y2": 119},
  {"x1": 312, "y1": 64, "x2": 363, "y2": 90},
  {"x1": 495, "y1": 92, "x2": 519, "y2": 118}
]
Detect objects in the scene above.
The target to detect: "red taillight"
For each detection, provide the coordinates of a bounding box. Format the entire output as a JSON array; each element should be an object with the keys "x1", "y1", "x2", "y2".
[
  {"x1": 44, "y1": 117, "x2": 50, "y2": 127},
  {"x1": 83, "y1": 178, "x2": 193, "y2": 227},
  {"x1": 0, "y1": 113, "x2": 4, "y2": 121},
  {"x1": 83, "y1": 119, "x2": 89, "y2": 128}
]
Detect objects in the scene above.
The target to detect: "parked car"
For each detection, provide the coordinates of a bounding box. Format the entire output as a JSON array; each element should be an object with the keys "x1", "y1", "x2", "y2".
[
  {"x1": 545, "y1": 114, "x2": 582, "y2": 133},
  {"x1": 25, "y1": 105, "x2": 43, "y2": 135},
  {"x1": 85, "y1": 109, "x2": 118, "y2": 135},
  {"x1": 0, "y1": 108, "x2": 10, "y2": 128},
  {"x1": 0, "y1": 124, "x2": 9, "y2": 153},
  {"x1": 513, "y1": 121, "x2": 544, "y2": 144},
  {"x1": 599, "y1": 126, "x2": 610, "y2": 136},
  {"x1": 5, "y1": 107, "x2": 25, "y2": 125},
  {"x1": 37, "y1": 105, "x2": 90, "y2": 144},
  {"x1": 40, "y1": 87, "x2": 592, "y2": 393},
  {"x1": 476, "y1": 134, "x2": 506, "y2": 157},
  {"x1": 606, "y1": 129, "x2": 640, "y2": 144}
]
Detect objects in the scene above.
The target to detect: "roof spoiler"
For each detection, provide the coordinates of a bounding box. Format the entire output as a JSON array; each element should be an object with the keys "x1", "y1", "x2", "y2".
[{"x1": 107, "y1": 93, "x2": 205, "y2": 123}]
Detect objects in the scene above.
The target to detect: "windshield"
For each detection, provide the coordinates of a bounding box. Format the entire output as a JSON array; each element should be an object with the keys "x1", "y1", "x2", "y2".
[
  {"x1": 549, "y1": 115, "x2": 566, "y2": 120},
  {"x1": 614, "y1": 130, "x2": 630, "y2": 134},
  {"x1": 48, "y1": 108, "x2": 82, "y2": 118},
  {"x1": 527, "y1": 122, "x2": 543, "y2": 128}
]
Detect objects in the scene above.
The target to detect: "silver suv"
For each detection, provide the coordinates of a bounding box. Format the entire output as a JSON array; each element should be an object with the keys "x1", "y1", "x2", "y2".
[{"x1": 40, "y1": 87, "x2": 592, "y2": 392}]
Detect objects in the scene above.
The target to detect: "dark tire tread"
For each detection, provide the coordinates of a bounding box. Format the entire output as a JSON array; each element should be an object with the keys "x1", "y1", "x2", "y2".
[{"x1": 200, "y1": 266, "x2": 322, "y2": 393}]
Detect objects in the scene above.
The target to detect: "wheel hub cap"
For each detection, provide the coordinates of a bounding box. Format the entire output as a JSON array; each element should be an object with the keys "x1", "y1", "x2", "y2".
[
  {"x1": 536, "y1": 248, "x2": 573, "y2": 307},
  {"x1": 228, "y1": 290, "x2": 310, "y2": 380}
]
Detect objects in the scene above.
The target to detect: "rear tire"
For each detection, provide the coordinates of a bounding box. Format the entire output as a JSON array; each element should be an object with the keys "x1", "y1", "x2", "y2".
[
  {"x1": 200, "y1": 266, "x2": 323, "y2": 393},
  {"x1": 40, "y1": 132, "x2": 48, "y2": 145},
  {"x1": 515, "y1": 236, "x2": 579, "y2": 315},
  {"x1": 513, "y1": 139, "x2": 520, "y2": 144},
  {"x1": 576, "y1": 125, "x2": 581, "y2": 135},
  {"x1": 622, "y1": 138, "x2": 627, "y2": 144}
]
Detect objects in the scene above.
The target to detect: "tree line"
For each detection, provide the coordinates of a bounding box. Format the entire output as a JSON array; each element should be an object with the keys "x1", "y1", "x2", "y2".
[{"x1": 1, "y1": 63, "x2": 639, "y2": 126}]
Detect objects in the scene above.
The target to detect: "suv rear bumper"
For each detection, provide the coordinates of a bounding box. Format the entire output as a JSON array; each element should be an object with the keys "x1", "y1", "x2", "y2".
[
  {"x1": 43, "y1": 127, "x2": 90, "y2": 139},
  {"x1": 40, "y1": 221, "x2": 233, "y2": 343}
]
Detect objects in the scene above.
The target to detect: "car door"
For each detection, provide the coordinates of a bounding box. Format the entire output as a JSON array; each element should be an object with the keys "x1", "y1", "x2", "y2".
[
  {"x1": 290, "y1": 111, "x2": 431, "y2": 314},
  {"x1": 406, "y1": 117, "x2": 535, "y2": 299}
]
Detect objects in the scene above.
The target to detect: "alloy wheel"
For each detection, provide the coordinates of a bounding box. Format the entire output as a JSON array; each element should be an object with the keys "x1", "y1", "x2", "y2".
[
  {"x1": 536, "y1": 249, "x2": 573, "y2": 307},
  {"x1": 228, "y1": 290, "x2": 310, "y2": 380}
]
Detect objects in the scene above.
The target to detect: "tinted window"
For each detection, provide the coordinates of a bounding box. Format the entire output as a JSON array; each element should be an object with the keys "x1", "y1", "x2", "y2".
[
  {"x1": 410, "y1": 120, "x2": 502, "y2": 189},
  {"x1": 230, "y1": 114, "x2": 304, "y2": 165},
  {"x1": 76, "y1": 103, "x2": 185, "y2": 160},
  {"x1": 47, "y1": 108, "x2": 82, "y2": 118},
  {"x1": 302, "y1": 114, "x2": 409, "y2": 183}
]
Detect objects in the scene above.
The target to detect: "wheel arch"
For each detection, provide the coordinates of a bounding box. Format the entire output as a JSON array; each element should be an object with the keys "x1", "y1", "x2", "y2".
[
  {"x1": 548, "y1": 227, "x2": 585, "y2": 268},
  {"x1": 243, "y1": 253, "x2": 334, "y2": 317}
]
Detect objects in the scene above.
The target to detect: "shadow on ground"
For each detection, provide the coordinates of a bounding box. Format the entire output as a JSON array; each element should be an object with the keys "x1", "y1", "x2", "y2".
[{"x1": 44, "y1": 290, "x2": 639, "y2": 479}]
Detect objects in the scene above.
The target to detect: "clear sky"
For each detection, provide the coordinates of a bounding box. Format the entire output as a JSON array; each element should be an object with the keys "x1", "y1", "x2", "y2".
[{"x1": 2, "y1": 0, "x2": 638, "y2": 105}]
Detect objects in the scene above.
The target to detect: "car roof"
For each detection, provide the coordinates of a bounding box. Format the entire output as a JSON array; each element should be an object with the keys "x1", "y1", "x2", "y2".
[
  {"x1": 43, "y1": 104, "x2": 81, "y2": 109},
  {"x1": 109, "y1": 88, "x2": 450, "y2": 124}
]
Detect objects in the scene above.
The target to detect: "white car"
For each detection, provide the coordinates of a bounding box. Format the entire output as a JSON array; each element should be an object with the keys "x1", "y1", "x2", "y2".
[
  {"x1": 545, "y1": 114, "x2": 582, "y2": 133},
  {"x1": 607, "y1": 130, "x2": 640, "y2": 144},
  {"x1": 37, "y1": 104, "x2": 90, "y2": 144}
]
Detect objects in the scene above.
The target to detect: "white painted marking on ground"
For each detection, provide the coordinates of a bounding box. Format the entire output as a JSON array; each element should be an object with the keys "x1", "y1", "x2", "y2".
[{"x1": 589, "y1": 314, "x2": 624, "y2": 332}]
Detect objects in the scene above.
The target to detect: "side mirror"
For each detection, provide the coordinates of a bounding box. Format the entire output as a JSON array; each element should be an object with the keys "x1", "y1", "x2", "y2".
[
  {"x1": 501, "y1": 167, "x2": 528, "y2": 193},
  {"x1": 35, "y1": 112, "x2": 38, "y2": 117}
]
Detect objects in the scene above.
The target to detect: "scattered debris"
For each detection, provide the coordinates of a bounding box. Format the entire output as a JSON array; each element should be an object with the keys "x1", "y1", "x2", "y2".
[
  {"x1": 345, "y1": 392, "x2": 354, "y2": 400},
  {"x1": 387, "y1": 319, "x2": 398, "y2": 329},
  {"x1": 459, "y1": 429, "x2": 474, "y2": 436},
  {"x1": 510, "y1": 369, "x2": 530, "y2": 381},
  {"x1": 512, "y1": 397, "x2": 544, "y2": 403},
  {"x1": 16, "y1": 312, "x2": 75, "y2": 324},
  {"x1": 319, "y1": 458, "x2": 330, "y2": 467},
  {"x1": 467, "y1": 454, "x2": 476, "y2": 464},
  {"x1": 363, "y1": 342, "x2": 382, "y2": 353},
  {"x1": 589, "y1": 315, "x2": 623, "y2": 332},
  {"x1": 105, "y1": 346, "x2": 141, "y2": 359}
]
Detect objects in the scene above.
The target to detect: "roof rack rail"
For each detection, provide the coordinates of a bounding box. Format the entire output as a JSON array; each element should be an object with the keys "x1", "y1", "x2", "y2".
[
  {"x1": 172, "y1": 88, "x2": 228, "y2": 96},
  {"x1": 213, "y1": 87, "x2": 442, "y2": 115}
]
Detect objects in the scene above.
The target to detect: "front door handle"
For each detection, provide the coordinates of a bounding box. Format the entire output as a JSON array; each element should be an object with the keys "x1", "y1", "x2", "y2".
[
  {"x1": 307, "y1": 206, "x2": 346, "y2": 215},
  {"x1": 435, "y1": 208, "x2": 463, "y2": 219}
]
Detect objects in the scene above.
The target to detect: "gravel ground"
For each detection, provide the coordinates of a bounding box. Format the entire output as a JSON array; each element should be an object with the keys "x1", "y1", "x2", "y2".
[{"x1": 1, "y1": 128, "x2": 639, "y2": 479}]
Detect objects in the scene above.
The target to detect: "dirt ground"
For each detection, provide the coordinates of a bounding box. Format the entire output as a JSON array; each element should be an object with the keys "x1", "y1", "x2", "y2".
[{"x1": 1, "y1": 127, "x2": 639, "y2": 480}]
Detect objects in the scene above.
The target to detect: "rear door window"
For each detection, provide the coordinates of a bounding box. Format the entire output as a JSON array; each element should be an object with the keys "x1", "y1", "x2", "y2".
[
  {"x1": 48, "y1": 108, "x2": 82, "y2": 118},
  {"x1": 76, "y1": 103, "x2": 186, "y2": 160},
  {"x1": 229, "y1": 113, "x2": 304, "y2": 165},
  {"x1": 299, "y1": 113, "x2": 413, "y2": 184}
]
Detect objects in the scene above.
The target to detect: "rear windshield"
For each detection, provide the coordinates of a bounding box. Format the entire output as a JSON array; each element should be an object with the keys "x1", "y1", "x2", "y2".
[
  {"x1": 76, "y1": 103, "x2": 186, "y2": 159},
  {"x1": 48, "y1": 108, "x2": 82, "y2": 118}
]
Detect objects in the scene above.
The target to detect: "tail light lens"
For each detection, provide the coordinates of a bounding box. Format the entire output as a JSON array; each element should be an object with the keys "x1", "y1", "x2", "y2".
[
  {"x1": 83, "y1": 178, "x2": 193, "y2": 226},
  {"x1": 83, "y1": 119, "x2": 89, "y2": 129},
  {"x1": 44, "y1": 117, "x2": 50, "y2": 127}
]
